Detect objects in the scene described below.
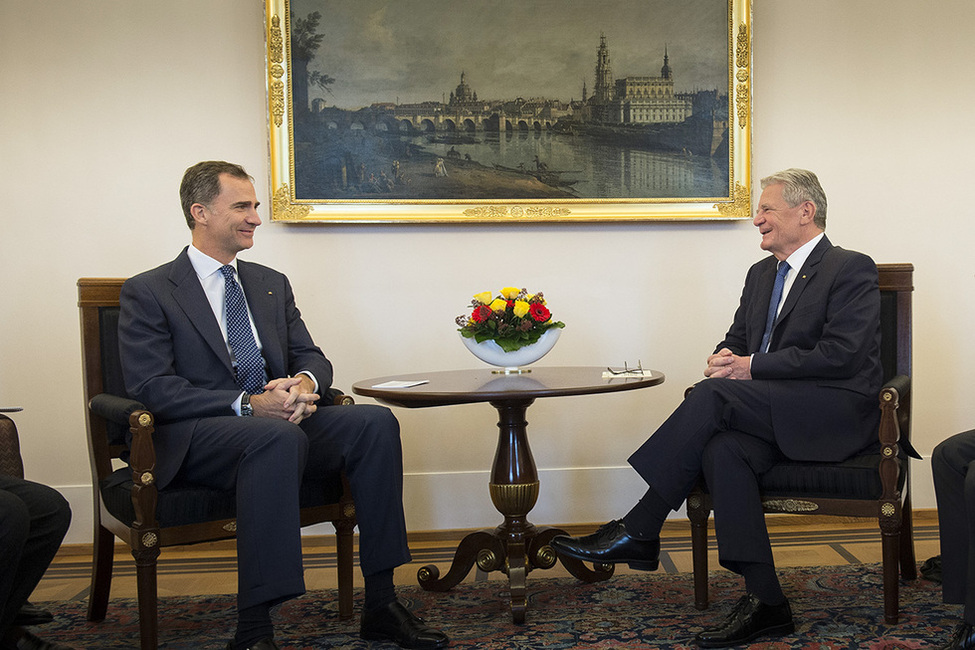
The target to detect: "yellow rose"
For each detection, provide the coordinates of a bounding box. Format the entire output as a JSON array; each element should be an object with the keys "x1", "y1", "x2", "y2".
[
  {"x1": 500, "y1": 287, "x2": 520, "y2": 300},
  {"x1": 513, "y1": 300, "x2": 530, "y2": 317},
  {"x1": 490, "y1": 298, "x2": 508, "y2": 312},
  {"x1": 473, "y1": 291, "x2": 492, "y2": 305}
]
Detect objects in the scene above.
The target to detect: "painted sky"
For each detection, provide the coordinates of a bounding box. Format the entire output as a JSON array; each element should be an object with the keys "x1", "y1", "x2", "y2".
[{"x1": 288, "y1": 0, "x2": 730, "y2": 110}]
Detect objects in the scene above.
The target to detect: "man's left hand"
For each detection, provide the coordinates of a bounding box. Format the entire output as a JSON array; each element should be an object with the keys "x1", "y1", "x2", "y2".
[{"x1": 704, "y1": 347, "x2": 752, "y2": 380}]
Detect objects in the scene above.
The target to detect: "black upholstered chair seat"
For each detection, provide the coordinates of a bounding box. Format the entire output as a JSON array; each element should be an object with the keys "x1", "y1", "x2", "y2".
[
  {"x1": 100, "y1": 472, "x2": 344, "y2": 528},
  {"x1": 758, "y1": 454, "x2": 907, "y2": 501}
]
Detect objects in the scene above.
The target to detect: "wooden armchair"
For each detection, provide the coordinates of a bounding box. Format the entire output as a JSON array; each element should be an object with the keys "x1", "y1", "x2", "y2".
[
  {"x1": 686, "y1": 263, "x2": 915, "y2": 624},
  {"x1": 78, "y1": 278, "x2": 358, "y2": 650}
]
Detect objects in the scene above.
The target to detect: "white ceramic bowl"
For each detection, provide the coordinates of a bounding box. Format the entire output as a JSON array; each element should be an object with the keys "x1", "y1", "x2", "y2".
[{"x1": 461, "y1": 327, "x2": 561, "y2": 369}]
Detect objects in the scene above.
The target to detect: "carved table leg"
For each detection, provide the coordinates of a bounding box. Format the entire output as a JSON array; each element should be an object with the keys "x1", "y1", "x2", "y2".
[
  {"x1": 533, "y1": 526, "x2": 616, "y2": 583},
  {"x1": 419, "y1": 398, "x2": 609, "y2": 623},
  {"x1": 417, "y1": 530, "x2": 505, "y2": 592}
]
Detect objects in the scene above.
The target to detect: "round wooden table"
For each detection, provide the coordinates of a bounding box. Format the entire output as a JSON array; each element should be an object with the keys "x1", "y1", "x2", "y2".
[{"x1": 353, "y1": 365, "x2": 665, "y2": 623}]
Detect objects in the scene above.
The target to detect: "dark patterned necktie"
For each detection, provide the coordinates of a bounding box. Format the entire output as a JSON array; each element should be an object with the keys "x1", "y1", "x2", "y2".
[
  {"x1": 219, "y1": 265, "x2": 267, "y2": 394},
  {"x1": 760, "y1": 261, "x2": 790, "y2": 353}
]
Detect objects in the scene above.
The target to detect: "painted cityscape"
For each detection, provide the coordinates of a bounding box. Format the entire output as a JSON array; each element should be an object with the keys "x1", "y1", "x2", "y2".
[{"x1": 282, "y1": 0, "x2": 736, "y2": 207}]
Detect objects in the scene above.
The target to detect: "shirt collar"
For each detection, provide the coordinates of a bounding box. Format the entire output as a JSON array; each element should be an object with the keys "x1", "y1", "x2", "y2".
[
  {"x1": 783, "y1": 231, "x2": 824, "y2": 273},
  {"x1": 188, "y1": 243, "x2": 235, "y2": 280}
]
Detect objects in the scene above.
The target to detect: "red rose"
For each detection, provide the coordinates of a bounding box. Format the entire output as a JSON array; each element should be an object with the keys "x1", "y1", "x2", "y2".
[
  {"x1": 471, "y1": 305, "x2": 492, "y2": 323},
  {"x1": 529, "y1": 303, "x2": 551, "y2": 322}
]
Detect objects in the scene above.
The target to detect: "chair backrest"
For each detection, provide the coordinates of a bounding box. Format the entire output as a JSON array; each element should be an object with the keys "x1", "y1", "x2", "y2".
[
  {"x1": 0, "y1": 414, "x2": 25, "y2": 479},
  {"x1": 876, "y1": 263, "x2": 913, "y2": 442},
  {"x1": 78, "y1": 278, "x2": 130, "y2": 482}
]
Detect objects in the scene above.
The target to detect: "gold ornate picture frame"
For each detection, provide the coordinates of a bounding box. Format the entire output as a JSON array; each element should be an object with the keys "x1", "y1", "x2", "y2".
[{"x1": 266, "y1": 0, "x2": 752, "y2": 223}]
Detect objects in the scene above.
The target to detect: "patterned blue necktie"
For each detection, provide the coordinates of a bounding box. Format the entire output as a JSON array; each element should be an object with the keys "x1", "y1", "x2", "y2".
[
  {"x1": 760, "y1": 261, "x2": 790, "y2": 353},
  {"x1": 220, "y1": 265, "x2": 267, "y2": 394}
]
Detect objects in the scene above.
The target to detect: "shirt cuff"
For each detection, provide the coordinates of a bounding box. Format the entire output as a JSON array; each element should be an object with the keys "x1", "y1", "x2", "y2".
[
  {"x1": 232, "y1": 392, "x2": 244, "y2": 416},
  {"x1": 296, "y1": 371, "x2": 318, "y2": 393}
]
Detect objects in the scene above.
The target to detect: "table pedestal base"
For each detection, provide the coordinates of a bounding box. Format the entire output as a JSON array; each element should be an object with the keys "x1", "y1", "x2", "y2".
[
  {"x1": 417, "y1": 398, "x2": 613, "y2": 623},
  {"x1": 417, "y1": 523, "x2": 614, "y2": 623}
]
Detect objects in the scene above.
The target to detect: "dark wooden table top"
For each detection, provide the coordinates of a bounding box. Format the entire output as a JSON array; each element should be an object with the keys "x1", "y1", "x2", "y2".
[{"x1": 352, "y1": 366, "x2": 665, "y2": 409}]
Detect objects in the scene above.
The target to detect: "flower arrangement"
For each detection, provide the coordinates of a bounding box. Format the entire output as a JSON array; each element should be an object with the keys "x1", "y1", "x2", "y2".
[{"x1": 456, "y1": 287, "x2": 565, "y2": 352}]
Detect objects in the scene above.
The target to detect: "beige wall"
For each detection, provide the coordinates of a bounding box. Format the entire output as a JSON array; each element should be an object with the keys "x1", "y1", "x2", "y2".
[{"x1": 2, "y1": 1, "x2": 972, "y2": 543}]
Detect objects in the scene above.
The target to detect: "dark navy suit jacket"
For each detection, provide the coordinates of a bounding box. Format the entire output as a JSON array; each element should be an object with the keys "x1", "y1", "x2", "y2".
[
  {"x1": 118, "y1": 247, "x2": 332, "y2": 489},
  {"x1": 714, "y1": 234, "x2": 883, "y2": 461}
]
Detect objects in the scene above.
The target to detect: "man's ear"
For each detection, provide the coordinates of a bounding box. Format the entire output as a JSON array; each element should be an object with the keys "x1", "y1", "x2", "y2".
[
  {"x1": 190, "y1": 203, "x2": 207, "y2": 227},
  {"x1": 799, "y1": 200, "x2": 816, "y2": 225}
]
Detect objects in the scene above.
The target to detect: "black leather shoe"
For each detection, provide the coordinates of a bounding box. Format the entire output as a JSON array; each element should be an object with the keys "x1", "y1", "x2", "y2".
[
  {"x1": 549, "y1": 520, "x2": 660, "y2": 570},
  {"x1": 921, "y1": 554, "x2": 944, "y2": 584},
  {"x1": 939, "y1": 622, "x2": 975, "y2": 650},
  {"x1": 694, "y1": 594, "x2": 794, "y2": 648},
  {"x1": 12, "y1": 602, "x2": 54, "y2": 627},
  {"x1": 0, "y1": 628, "x2": 77, "y2": 650},
  {"x1": 360, "y1": 600, "x2": 449, "y2": 649},
  {"x1": 224, "y1": 638, "x2": 279, "y2": 650}
]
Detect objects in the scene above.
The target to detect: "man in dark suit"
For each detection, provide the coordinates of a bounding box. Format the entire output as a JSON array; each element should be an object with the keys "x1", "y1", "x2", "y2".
[
  {"x1": 932, "y1": 431, "x2": 975, "y2": 649},
  {"x1": 118, "y1": 161, "x2": 447, "y2": 650},
  {"x1": 1, "y1": 459, "x2": 74, "y2": 650},
  {"x1": 551, "y1": 169, "x2": 884, "y2": 647}
]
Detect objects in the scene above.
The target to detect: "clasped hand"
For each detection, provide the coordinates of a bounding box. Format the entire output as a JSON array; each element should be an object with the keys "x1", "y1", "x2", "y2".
[
  {"x1": 704, "y1": 348, "x2": 752, "y2": 380},
  {"x1": 249, "y1": 376, "x2": 320, "y2": 423}
]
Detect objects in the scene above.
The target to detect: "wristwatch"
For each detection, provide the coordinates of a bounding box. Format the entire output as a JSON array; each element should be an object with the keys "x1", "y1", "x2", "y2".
[{"x1": 240, "y1": 393, "x2": 253, "y2": 417}]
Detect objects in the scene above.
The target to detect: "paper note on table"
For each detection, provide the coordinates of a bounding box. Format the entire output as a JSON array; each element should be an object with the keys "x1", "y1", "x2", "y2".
[{"x1": 371, "y1": 380, "x2": 429, "y2": 389}]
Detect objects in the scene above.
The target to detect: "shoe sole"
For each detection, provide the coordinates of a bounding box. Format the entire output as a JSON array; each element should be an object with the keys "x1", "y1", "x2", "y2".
[
  {"x1": 694, "y1": 621, "x2": 796, "y2": 648},
  {"x1": 551, "y1": 546, "x2": 660, "y2": 572}
]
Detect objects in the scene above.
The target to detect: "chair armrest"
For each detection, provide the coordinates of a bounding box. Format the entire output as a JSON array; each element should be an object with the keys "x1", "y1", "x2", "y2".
[
  {"x1": 882, "y1": 374, "x2": 910, "y2": 399},
  {"x1": 323, "y1": 387, "x2": 355, "y2": 406},
  {"x1": 89, "y1": 393, "x2": 147, "y2": 424},
  {"x1": 879, "y1": 374, "x2": 920, "y2": 460}
]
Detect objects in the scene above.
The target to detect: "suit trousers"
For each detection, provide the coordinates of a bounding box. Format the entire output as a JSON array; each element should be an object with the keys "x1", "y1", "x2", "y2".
[
  {"x1": 0, "y1": 476, "x2": 71, "y2": 634},
  {"x1": 932, "y1": 430, "x2": 975, "y2": 622},
  {"x1": 168, "y1": 403, "x2": 410, "y2": 611},
  {"x1": 628, "y1": 378, "x2": 785, "y2": 570}
]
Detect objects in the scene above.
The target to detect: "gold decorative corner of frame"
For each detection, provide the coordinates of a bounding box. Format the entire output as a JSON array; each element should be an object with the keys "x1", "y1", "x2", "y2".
[
  {"x1": 272, "y1": 184, "x2": 311, "y2": 220},
  {"x1": 715, "y1": 182, "x2": 750, "y2": 219}
]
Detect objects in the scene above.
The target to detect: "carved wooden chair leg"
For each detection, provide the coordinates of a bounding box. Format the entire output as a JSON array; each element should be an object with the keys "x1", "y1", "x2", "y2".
[{"x1": 86, "y1": 524, "x2": 115, "y2": 622}]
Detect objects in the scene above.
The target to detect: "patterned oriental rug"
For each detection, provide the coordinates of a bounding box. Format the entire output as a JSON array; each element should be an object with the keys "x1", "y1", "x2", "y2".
[{"x1": 35, "y1": 564, "x2": 957, "y2": 649}]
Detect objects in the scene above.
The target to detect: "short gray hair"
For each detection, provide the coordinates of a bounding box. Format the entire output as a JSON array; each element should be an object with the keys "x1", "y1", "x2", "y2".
[{"x1": 761, "y1": 168, "x2": 827, "y2": 230}]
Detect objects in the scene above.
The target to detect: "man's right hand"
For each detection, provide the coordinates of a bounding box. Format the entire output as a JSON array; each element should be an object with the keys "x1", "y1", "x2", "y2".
[{"x1": 249, "y1": 377, "x2": 319, "y2": 424}]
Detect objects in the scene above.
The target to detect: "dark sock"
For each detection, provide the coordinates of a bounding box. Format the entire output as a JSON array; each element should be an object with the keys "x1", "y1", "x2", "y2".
[
  {"x1": 234, "y1": 602, "x2": 273, "y2": 649},
  {"x1": 741, "y1": 562, "x2": 786, "y2": 605},
  {"x1": 621, "y1": 486, "x2": 670, "y2": 540},
  {"x1": 364, "y1": 569, "x2": 396, "y2": 611}
]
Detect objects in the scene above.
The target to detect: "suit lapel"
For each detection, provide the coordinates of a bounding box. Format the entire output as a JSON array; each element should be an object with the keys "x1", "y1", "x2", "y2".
[
  {"x1": 237, "y1": 261, "x2": 285, "y2": 378},
  {"x1": 775, "y1": 235, "x2": 831, "y2": 327},
  {"x1": 168, "y1": 248, "x2": 235, "y2": 375}
]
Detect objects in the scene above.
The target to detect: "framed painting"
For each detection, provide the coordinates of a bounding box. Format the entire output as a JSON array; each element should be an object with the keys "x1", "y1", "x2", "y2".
[{"x1": 265, "y1": 0, "x2": 752, "y2": 223}]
